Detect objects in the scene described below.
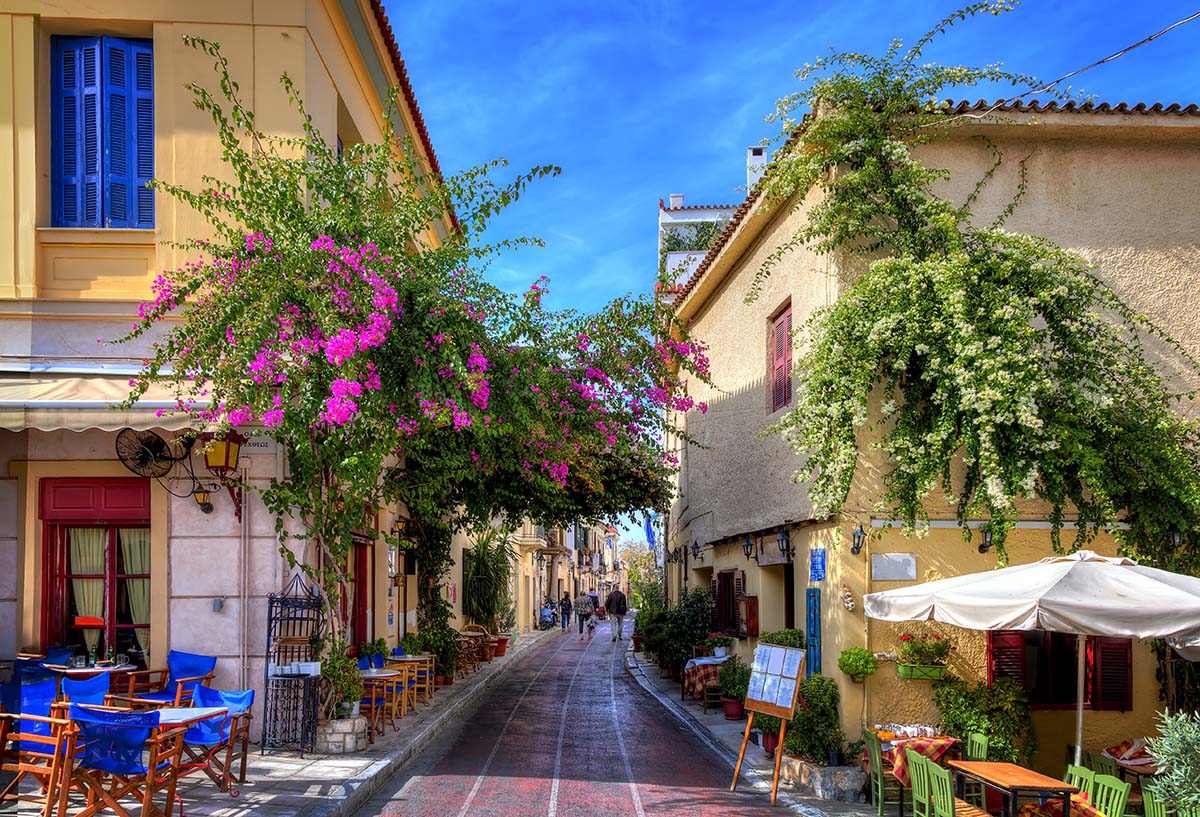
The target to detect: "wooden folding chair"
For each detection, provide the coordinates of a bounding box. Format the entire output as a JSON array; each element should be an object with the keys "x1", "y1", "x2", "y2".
[
  {"x1": 62, "y1": 704, "x2": 186, "y2": 817},
  {"x1": 110, "y1": 649, "x2": 216, "y2": 709},
  {"x1": 179, "y1": 687, "x2": 254, "y2": 795},
  {"x1": 0, "y1": 712, "x2": 76, "y2": 817}
]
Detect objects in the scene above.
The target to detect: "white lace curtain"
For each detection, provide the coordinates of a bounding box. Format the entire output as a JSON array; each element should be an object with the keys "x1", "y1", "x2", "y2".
[
  {"x1": 119, "y1": 528, "x2": 151, "y2": 658},
  {"x1": 68, "y1": 528, "x2": 105, "y2": 652}
]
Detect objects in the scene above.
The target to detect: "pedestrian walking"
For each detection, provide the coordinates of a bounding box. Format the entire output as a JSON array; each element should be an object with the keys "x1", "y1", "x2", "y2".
[
  {"x1": 588, "y1": 589, "x2": 599, "y2": 618},
  {"x1": 559, "y1": 592, "x2": 572, "y2": 631},
  {"x1": 574, "y1": 591, "x2": 594, "y2": 641},
  {"x1": 605, "y1": 587, "x2": 628, "y2": 641}
]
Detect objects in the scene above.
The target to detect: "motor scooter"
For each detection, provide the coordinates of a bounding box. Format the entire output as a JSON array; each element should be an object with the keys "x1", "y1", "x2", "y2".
[{"x1": 537, "y1": 603, "x2": 559, "y2": 630}]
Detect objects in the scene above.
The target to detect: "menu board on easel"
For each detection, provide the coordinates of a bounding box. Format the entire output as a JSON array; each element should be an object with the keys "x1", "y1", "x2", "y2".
[
  {"x1": 732, "y1": 644, "x2": 806, "y2": 806},
  {"x1": 745, "y1": 644, "x2": 805, "y2": 719}
]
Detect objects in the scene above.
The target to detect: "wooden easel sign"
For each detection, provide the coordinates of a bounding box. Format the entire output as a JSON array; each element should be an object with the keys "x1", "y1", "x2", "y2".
[{"x1": 730, "y1": 645, "x2": 806, "y2": 805}]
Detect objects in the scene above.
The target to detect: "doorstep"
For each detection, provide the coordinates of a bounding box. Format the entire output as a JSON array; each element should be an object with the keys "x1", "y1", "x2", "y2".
[
  {"x1": 624, "y1": 650, "x2": 874, "y2": 817},
  {"x1": 176, "y1": 627, "x2": 562, "y2": 817}
]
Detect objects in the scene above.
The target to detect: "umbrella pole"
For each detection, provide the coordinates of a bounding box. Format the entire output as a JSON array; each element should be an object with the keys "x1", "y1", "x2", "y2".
[{"x1": 1075, "y1": 633, "x2": 1085, "y2": 767}]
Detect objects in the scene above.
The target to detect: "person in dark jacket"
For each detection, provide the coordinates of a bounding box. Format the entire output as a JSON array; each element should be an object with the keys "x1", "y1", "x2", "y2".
[
  {"x1": 605, "y1": 587, "x2": 629, "y2": 641},
  {"x1": 558, "y1": 593, "x2": 572, "y2": 631}
]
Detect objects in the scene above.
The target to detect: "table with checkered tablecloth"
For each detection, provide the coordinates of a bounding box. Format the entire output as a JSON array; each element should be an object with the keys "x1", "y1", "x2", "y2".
[
  {"x1": 1017, "y1": 793, "x2": 1106, "y2": 817},
  {"x1": 682, "y1": 656, "x2": 729, "y2": 699}
]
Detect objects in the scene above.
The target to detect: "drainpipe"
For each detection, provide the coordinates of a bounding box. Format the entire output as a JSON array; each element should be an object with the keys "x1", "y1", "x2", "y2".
[{"x1": 239, "y1": 466, "x2": 249, "y2": 689}]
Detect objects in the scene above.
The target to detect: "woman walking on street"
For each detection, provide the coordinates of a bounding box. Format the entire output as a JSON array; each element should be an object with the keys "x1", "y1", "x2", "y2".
[
  {"x1": 573, "y1": 591, "x2": 594, "y2": 641},
  {"x1": 559, "y1": 592, "x2": 572, "y2": 632}
]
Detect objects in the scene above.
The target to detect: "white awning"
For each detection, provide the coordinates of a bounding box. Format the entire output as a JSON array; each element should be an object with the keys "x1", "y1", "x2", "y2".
[{"x1": 0, "y1": 374, "x2": 196, "y2": 432}]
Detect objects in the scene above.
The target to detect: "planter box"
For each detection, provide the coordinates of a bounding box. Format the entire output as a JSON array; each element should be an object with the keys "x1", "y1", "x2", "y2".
[
  {"x1": 896, "y1": 663, "x2": 947, "y2": 680},
  {"x1": 314, "y1": 716, "x2": 369, "y2": 754},
  {"x1": 779, "y1": 755, "x2": 867, "y2": 802}
]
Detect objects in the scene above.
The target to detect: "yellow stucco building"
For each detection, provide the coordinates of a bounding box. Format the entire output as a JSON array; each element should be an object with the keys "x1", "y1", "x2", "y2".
[
  {"x1": 665, "y1": 102, "x2": 1200, "y2": 774},
  {"x1": 0, "y1": 0, "x2": 451, "y2": 733}
]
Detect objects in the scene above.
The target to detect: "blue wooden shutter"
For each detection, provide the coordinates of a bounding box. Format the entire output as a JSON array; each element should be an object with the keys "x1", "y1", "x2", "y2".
[
  {"x1": 805, "y1": 588, "x2": 821, "y2": 677},
  {"x1": 102, "y1": 37, "x2": 153, "y2": 229},
  {"x1": 130, "y1": 40, "x2": 154, "y2": 228},
  {"x1": 51, "y1": 37, "x2": 101, "y2": 228}
]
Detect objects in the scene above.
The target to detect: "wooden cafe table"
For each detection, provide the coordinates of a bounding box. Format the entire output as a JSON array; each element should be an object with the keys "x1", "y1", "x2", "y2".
[{"x1": 948, "y1": 760, "x2": 1079, "y2": 817}]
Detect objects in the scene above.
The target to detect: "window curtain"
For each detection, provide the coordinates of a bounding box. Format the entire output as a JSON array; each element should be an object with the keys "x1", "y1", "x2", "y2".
[
  {"x1": 68, "y1": 528, "x2": 105, "y2": 652},
  {"x1": 119, "y1": 528, "x2": 151, "y2": 658}
]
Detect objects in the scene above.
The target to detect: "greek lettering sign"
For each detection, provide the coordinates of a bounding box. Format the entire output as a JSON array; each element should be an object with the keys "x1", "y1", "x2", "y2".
[{"x1": 809, "y1": 547, "x2": 826, "y2": 582}]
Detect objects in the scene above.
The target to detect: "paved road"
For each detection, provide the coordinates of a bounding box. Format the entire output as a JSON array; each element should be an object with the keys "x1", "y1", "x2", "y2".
[{"x1": 353, "y1": 620, "x2": 783, "y2": 817}]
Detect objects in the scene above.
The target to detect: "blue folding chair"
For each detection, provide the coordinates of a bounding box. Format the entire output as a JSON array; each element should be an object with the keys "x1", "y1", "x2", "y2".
[
  {"x1": 180, "y1": 686, "x2": 255, "y2": 794},
  {"x1": 114, "y1": 649, "x2": 216, "y2": 707},
  {"x1": 7, "y1": 676, "x2": 56, "y2": 737},
  {"x1": 356, "y1": 656, "x2": 372, "y2": 671},
  {"x1": 0, "y1": 707, "x2": 75, "y2": 817},
  {"x1": 43, "y1": 647, "x2": 75, "y2": 666},
  {"x1": 66, "y1": 703, "x2": 185, "y2": 817},
  {"x1": 62, "y1": 673, "x2": 111, "y2": 706},
  {"x1": 392, "y1": 645, "x2": 406, "y2": 657}
]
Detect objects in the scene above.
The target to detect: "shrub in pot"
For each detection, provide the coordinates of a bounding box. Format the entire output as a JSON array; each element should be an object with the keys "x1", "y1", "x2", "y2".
[
  {"x1": 1147, "y1": 710, "x2": 1200, "y2": 811},
  {"x1": 783, "y1": 674, "x2": 845, "y2": 765},
  {"x1": 756, "y1": 714, "x2": 782, "y2": 757},
  {"x1": 323, "y1": 646, "x2": 364, "y2": 719},
  {"x1": 837, "y1": 647, "x2": 878, "y2": 683},
  {"x1": 718, "y1": 655, "x2": 750, "y2": 719},
  {"x1": 660, "y1": 588, "x2": 713, "y2": 674},
  {"x1": 932, "y1": 675, "x2": 1033, "y2": 764},
  {"x1": 705, "y1": 634, "x2": 735, "y2": 657},
  {"x1": 759, "y1": 628, "x2": 805, "y2": 648}
]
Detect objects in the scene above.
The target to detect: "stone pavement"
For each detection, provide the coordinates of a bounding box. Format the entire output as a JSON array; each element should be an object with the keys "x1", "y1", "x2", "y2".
[
  {"x1": 625, "y1": 649, "x2": 874, "y2": 817},
  {"x1": 175, "y1": 626, "x2": 564, "y2": 817}
]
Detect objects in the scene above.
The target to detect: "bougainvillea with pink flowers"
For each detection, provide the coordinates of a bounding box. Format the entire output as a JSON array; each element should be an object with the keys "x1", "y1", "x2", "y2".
[{"x1": 118, "y1": 38, "x2": 710, "y2": 679}]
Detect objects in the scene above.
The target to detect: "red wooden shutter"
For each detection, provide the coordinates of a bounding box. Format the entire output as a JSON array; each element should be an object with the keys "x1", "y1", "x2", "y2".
[
  {"x1": 770, "y1": 308, "x2": 792, "y2": 412},
  {"x1": 987, "y1": 630, "x2": 1027, "y2": 687},
  {"x1": 40, "y1": 477, "x2": 150, "y2": 522},
  {"x1": 733, "y1": 571, "x2": 745, "y2": 634},
  {"x1": 710, "y1": 577, "x2": 719, "y2": 629},
  {"x1": 1091, "y1": 637, "x2": 1132, "y2": 711}
]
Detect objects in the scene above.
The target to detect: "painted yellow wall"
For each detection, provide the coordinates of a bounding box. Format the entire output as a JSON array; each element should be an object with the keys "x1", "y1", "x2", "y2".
[{"x1": 668, "y1": 110, "x2": 1200, "y2": 776}]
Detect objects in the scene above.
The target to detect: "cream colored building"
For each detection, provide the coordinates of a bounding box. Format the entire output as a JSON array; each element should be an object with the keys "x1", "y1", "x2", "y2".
[
  {"x1": 666, "y1": 103, "x2": 1200, "y2": 774},
  {"x1": 0, "y1": 0, "x2": 449, "y2": 732}
]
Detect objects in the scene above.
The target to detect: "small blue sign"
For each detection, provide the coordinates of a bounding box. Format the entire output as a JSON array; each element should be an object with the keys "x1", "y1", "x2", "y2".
[{"x1": 810, "y1": 547, "x2": 827, "y2": 583}]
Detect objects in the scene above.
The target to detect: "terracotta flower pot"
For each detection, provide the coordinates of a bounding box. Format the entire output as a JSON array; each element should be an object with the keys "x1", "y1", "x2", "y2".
[
  {"x1": 631, "y1": 635, "x2": 644, "y2": 652},
  {"x1": 444, "y1": 675, "x2": 454, "y2": 686},
  {"x1": 493, "y1": 636, "x2": 510, "y2": 657},
  {"x1": 762, "y1": 731, "x2": 779, "y2": 758},
  {"x1": 720, "y1": 696, "x2": 745, "y2": 720},
  {"x1": 434, "y1": 674, "x2": 446, "y2": 686}
]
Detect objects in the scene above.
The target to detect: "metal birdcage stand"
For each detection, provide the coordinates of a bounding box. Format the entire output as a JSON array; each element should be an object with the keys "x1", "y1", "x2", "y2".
[{"x1": 261, "y1": 573, "x2": 322, "y2": 755}]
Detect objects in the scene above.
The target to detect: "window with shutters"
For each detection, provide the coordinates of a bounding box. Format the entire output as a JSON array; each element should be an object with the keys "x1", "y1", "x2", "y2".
[
  {"x1": 987, "y1": 630, "x2": 1132, "y2": 711},
  {"x1": 712, "y1": 570, "x2": 743, "y2": 635},
  {"x1": 51, "y1": 36, "x2": 154, "y2": 229},
  {"x1": 768, "y1": 304, "x2": 793, "y2": 413}
]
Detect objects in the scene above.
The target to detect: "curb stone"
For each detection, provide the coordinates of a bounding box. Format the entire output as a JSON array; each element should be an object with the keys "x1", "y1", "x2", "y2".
[
  {"x1": 623, "y1": 650, "x2": 832, "y2": 817},
  {"x1": 293, "y1": 628, "x2": 562, "y2": 817}
]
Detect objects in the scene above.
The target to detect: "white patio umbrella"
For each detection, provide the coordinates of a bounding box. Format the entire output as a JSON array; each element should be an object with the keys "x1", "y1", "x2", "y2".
[{"x1": 864, "y1": 550, "x2": 1200, "y2": 766}]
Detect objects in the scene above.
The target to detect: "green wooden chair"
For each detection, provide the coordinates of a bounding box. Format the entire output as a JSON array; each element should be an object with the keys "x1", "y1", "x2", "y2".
[
  {"x1": 1092, "y1": 773, "x2": 1132, "y2": 817},
  {"x1": 865, "y1": 730, "x2": 905, "y2": 817},
  {"x1": 904, "y1": 748, "x2": 932, "y2": 817},
  {"x1": 1063, "y1": 764, "x2": 1096, "y2": 800},
  {"x1": 963, "y1": 732, "x2": 989, "y2": 807},
  {"x1": 1088, "y1": 750, "x2": 1121, "y2": 779},
  {"x1": 926, "y1": 761, "x2": 956, "y2": 817},
  {"x1": 1140, "y1": 785, "x2": 1166, "y2": 817}
]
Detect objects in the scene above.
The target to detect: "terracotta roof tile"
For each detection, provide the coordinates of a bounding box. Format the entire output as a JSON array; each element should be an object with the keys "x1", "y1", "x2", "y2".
[
  {"x1": 659, "y1": 199, "x2": 739, "y2": 212},
  {"x1": 671, "y1": 99, "x2": 1200, "y2": 307}
]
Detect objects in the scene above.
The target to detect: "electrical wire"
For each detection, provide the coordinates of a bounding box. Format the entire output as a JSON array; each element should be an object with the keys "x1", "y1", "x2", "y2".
[{"x1": 942, "y1": 10, "x2": 1200, "y2": 123}]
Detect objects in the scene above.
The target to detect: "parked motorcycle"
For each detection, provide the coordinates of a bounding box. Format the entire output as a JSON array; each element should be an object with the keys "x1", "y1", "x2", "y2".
[{"x1": 538, "y1": 603, "x2": 559, "y2": 630}]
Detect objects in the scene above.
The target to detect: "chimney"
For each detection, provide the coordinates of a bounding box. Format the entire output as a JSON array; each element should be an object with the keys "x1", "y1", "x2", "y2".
[
  {"x1": 668, "y1": 193, "x2": 684, "y2": 209},
  {"x1": 747, "y1": 146, "x2": 767, "y2": 191}
]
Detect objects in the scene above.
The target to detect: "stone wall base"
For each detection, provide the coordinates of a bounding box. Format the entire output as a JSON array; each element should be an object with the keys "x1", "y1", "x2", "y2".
[
  {"x1": 315, "y1": 717, "x2": 369, "y2": 754},
  {"x1": 779, "y1": 756, "x2": 866, "y2": 802}
]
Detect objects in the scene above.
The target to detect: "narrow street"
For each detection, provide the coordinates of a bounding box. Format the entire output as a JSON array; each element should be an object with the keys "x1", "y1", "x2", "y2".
[{"x1": 353, "y1": 620, "x2": 782, "y2": 817}]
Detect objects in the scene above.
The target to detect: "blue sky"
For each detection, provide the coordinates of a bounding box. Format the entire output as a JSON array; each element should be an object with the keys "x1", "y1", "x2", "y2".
[{"x1": 388, "y1": 0, "x2": 1200, "y2": 541}]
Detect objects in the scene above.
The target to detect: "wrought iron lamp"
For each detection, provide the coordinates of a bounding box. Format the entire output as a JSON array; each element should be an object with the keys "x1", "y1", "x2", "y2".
[
  {"x1": 742, "y1": 536, "x2": 755, "y2": 560},
  {"x1": 777, "y1": 529, "x2": 793, "y2": 559},
  {"x1": 978, "y1": 527, "x2": 994, "y2": 554},
  {"x1": 201, "y1": 431, "x2": 246, "y2": 521},
  {"x1": 690, "y1": 540, "x2": 703, "y2": 562},
  {"x1": 850, "y1": 522, "x2": 867, "y2": 556},
  {"x1": 192, "y1": 485, "x2": 213, "y2": 514}
]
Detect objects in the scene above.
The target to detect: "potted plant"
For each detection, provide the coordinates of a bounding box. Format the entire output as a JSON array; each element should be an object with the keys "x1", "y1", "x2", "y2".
[
  {"x1": 323, "y1": 647, "x2": 364, "y2": 719},
  {"x1": 705, "y1": 634, "x2": 735, "y2": 657},
  {"x1": 398, "y1": 633, "x2": 423, "y2": 657},
  {"x1": 717, "y1": 655, "x2": 750, "y2": 720},
  {"x1": 783, "y1": 675, "x2": 846, "y2": 766},
  {"x1": 756, "y1": 714, "x2": 782, "y2": 758},
  {"x1": 897, "y1": 632, "x2": 952, "y2": 680},
  {"x1": 837, "y1": 647, "x2": 879, "y2": 683}
]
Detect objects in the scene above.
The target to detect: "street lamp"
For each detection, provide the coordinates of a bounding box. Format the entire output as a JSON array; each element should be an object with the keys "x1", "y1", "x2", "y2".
[
  {"x1": 742, "y1": 536, "x2": 755, "y2": 560},
  {"x1": 690, "y1": 540, "x2": 703, "y2": 562},
  {"x1": 850, "y1": 522, "x2": 867, "y2": 556}
]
